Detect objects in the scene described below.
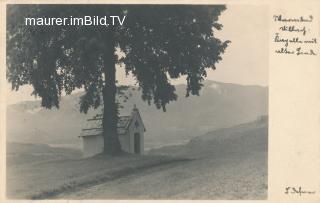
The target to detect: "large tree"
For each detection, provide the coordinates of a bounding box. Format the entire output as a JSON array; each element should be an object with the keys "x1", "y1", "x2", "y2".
[{"x1": 7, "y1": 5, "x2": 230, "y2": 155}]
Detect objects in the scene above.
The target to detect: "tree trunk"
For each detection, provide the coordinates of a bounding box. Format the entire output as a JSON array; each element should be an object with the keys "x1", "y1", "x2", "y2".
[{"x1": 102, "y1": 39, "x2": 121, "y2": 155}]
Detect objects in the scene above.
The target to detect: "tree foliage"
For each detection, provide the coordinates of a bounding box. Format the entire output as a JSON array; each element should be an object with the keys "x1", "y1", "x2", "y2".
[{"x1": 7, "y1": 5, "x2": 229, "y2": 111}]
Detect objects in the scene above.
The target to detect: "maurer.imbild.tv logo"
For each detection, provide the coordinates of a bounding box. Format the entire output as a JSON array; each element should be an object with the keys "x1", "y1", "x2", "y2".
[{"x1": 25, "y1": 15, "x2": 126, "y2": 27}]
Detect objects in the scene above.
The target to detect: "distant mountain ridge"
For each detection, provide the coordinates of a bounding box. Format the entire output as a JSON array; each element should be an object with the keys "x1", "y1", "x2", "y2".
[{"x1": 7, "y1": 80, "x2": 268, "y2": 149}]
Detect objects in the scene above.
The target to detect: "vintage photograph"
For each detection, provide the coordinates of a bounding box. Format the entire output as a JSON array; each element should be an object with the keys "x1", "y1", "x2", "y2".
[{"x1": 6, "y1": 4, "x2": 268, "y2": 199}]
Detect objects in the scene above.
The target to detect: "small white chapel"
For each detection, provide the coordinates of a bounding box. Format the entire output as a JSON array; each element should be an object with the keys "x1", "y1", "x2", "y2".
[{"x1": 79, "y1": 105, "x2": 146, "y2": 157}]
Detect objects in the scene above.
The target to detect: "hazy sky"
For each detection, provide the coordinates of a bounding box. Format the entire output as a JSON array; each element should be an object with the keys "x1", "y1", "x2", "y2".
[{"x1": 6, "y1": 5, "x2": 268, "y2": 104}]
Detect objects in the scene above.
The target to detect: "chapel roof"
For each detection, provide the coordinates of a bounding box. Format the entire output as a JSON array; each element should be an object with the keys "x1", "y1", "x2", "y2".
[{"x1": 79, "y1": 106, "x2": 145, "y2": 138}]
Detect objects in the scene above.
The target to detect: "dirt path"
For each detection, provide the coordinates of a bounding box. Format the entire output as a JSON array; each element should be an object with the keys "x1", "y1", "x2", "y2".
[{"x1": 56, "y1": 151, "x2": 267, "y2": 199}]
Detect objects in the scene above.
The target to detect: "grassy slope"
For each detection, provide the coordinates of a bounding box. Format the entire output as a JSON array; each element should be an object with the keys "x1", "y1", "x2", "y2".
[
  {"x1": 7, "y1": 142, "x2": 81, "y2": 165},
  {"x1": 56, "y1": 118, "x2": 268, "y2": 199},
  {"x1": 7, "y1": 118, "x2": 267, "y2": 200},
  {"x1": 6, "y1": 143, "x2": 189, "y2": 199}
]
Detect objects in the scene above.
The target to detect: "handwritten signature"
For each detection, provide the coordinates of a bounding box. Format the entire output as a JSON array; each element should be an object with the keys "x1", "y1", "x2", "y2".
[{"x1": 285, "y1": 186, "x2": 316, "y2": 196}]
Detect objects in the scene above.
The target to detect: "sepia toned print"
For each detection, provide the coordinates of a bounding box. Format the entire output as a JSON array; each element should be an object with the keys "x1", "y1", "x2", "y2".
[{"x1": 5, "y1": 4, "x2": 269, "y2": 200}]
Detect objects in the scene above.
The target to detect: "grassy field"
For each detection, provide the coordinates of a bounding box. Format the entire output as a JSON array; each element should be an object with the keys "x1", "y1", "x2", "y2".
[
  {"x1": 56, "y1": 118, "x2": 268, "y2": 199},
  {"x1": 7, "y1": 118, "x2": 267, "y2": 200},
  {"x1": 6, "y1": 143, "x2": 189, "y2": 199}
]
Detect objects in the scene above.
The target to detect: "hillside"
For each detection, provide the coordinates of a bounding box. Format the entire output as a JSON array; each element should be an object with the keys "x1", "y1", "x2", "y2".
[
  {"x1": 7, "y1": 142, "x2": 81, "y2": 165},
  {"x1": 6, "y1": 142, "x2": 190, "y2": 199},
  {"x1": 58, "y1": 117, "x2": 268, "y2": 199},
  {"x1": 149, "y1": 115, "x2": 268, "y2": 158},
  {"x1": 7, "y1": 118, "x2": 268, "y2": 199},
  {"x1": 6, "y1": 80, "x2": 268, "y2": 149}
]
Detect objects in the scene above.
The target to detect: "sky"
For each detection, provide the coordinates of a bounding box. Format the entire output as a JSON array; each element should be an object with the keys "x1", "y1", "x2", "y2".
[{"x1": 6, "y1": 5, "x2": 268, "y2": 105}]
